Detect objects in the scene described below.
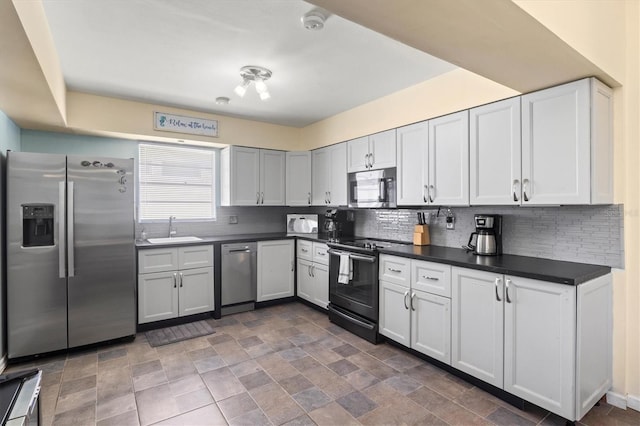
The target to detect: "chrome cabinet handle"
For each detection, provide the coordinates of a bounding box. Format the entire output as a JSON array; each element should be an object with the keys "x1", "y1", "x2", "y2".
[
  {"x1": 311, "y1": 265, "x2": 315, "y2": 277},
  {"x1": 495, "y1": 277, "x2": 502, "y2": 302},
  {"x1": 388, "y1": 267, "x2": 402, "y2": 273},
  {"x1": 422, "y1": 276, "x2": 439, "y2": 281},
  {"x1": 308, "y1": 265, "x2": 312, "y2": 277},
  {"x1": 369, "y1": 152, "x2": 374, "y2": 168},
  {"x1": 505, "y1": 278, "x2": 512, "y2": 303},
  {"x1": 512, "y1": 180, "x2": 519, "y2": 202},
  {"x1": 301, "y1": 248, "x2": 308, "y2": 252},
  {"x1": 307, "y1": 192, "x2": 311, "y2": 205},
  {"x1": 327, "y1": 191, "x2": 331, "y2": 204},
  {"x1": 291, "y1": 261, "x2": 294, "y2": 272},
  {"x1": 523, "y1": 179, "x2": 530, "y2": 202},
  {"x1": 429, "y1": 185, "x2": 435, "y2": 203},
  {"x1": 256, "y1": 192, "x2": 260, "y2": 204},
  {"x1": 403, "y1": 291, "x2": 409, "y2": 309},
  {"x1": 410, "y1": 292, "x2": 416, "y2": 311},
  {"x1": 260, "y1": 192, "x2": 264, "y2": 204},
  {"x1": 173, "y1": 272, "x2": 177, "y2": 288},
  {"x1": 364, "y1": 153, "x2": 369, "y2": 169},
  {"x1": 423, "y1": 185, "x2": 428, "y2": 203},
  {"x1": 179, "y1": 272, "x2": 183, "y2": 287}
]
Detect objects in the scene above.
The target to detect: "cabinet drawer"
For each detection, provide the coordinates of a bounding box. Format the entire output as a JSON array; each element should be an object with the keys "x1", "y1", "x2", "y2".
[
  {"x1": 297, "y1": 240, "x2": 313, "y2": 260},
  {"x1": 312, "y1": 243, "x2": 329, "y2": 265},
  {"x1": 178, "y1": 245, "x2": 213, "y2": 269},
  {"x1": 379, "y1": 254, "x2": 410, "y2": 287},
  {"x1": 138, "y1": 248, "x2": 179, "y2": 274},
  {"x1": 412, "y1": 260, "x2": 451, "y2": 297}
]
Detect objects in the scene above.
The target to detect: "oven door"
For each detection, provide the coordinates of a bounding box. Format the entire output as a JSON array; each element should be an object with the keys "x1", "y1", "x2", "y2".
[{"x1": 328, "y1": 248, "x2": 378, "y2": 321}]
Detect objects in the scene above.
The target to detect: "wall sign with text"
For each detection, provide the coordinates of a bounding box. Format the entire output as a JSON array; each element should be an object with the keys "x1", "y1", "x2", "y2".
[{"x1": 154, "y1": 112, "x2": 218, "y2": 137}]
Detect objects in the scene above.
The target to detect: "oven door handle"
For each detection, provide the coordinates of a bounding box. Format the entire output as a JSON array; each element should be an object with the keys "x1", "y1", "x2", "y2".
[
  {"x1": 329, "y1": 306, "x2": 376, "y2": 330},
  {"x1": 327, "y1": 249, "x2": 376, "y2": 263}
]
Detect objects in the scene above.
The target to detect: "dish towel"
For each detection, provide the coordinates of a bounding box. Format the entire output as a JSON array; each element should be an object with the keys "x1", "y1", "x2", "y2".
[{"x1": 338, "y1": 253, "x2": 352, "y2": 284}]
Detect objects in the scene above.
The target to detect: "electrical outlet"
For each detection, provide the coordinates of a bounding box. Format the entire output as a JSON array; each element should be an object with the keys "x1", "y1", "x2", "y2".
[
  {"x1": 228, "y1": 215, "x2": 238, "y2": 224},
  {"x1": 446, "y1": 216, "x2": 455, "y2": 230}
]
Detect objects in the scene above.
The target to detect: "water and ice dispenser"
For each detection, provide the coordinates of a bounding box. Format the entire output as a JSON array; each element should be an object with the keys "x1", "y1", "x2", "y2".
[{"x1": 22, "y1": 204, "x2": 54, "y2": 247}]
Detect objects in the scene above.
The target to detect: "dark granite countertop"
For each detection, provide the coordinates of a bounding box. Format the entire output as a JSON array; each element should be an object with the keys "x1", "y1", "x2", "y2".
[
  {"x1": 136, "y1": 233, "x2": 610, "y2": 285},
  {"x1": 377, "y1": 244, "x2": 611, "y2": 285}
]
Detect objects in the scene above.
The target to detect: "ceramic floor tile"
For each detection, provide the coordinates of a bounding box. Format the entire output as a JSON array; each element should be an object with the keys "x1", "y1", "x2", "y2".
[
  {"x1": 96, "y1": 392, "x2": 136, "y2": 421},
  {"x1": 487, "y1": 406, "x2": 537, "y2": 426},
  {"x1": 175, "y1": 387, "x2": 214, "y2": 413},
  {"x1": 281, "y1": 414, "x2": 317, "y2": 426},
  {"x1": 96, "y1": 409, "x2": 140, "y2": 426},
  {"x1": 335, "y1": 390, "x2": 378, "y2": 418},
  {"x1": 131, "y1": 359, "x2": 162, "y2": 378},
  {"x1": 52, "y1": 402, "x2": 96, "y2": 426},
  {"x1": 250, "y1": 382, "x2": 305, "y2": 425},
  {"x1": 59, "y1": 374, "x2": 96, "y2": 397},
  {"x1": 278, "y1": 374, "x2": 314, "y2": 395},
  {"x1": 290, "y1": 355, "x2": 322, "y2": 372},
  {"x1": 292, "y1": 387, "x2": 332, "y2": 412},
  {"x1": 238, "y1": 370, "x2": 273, "y2": 390},
  {"x1": 201, "y1": 367, "x2": 245, "y2": 401},
  {"x1": 383, "y1": 374, "x2": 423, "y2": 395},
  {"x1": 154, "y1": 403, "x2": 228, "y2": 426},
  {"x1": 193, "y1": 355, "x2": 226, "y2": 374},
  {"x1": 135, "y1": 383, "x2": 180, "y2": 426},
  {"x1": 228, "y1": 408, "x2": 271, "y2": 426},
  {"x1": 327, "y1": 358, "x2": 359, "y2": 376},
  {"x1": 308, "y1": 401, "x2": 360, "y2": 426}
]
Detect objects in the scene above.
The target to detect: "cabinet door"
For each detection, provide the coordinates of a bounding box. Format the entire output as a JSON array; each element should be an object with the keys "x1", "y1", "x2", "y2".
[
  {"x1": 296, "y1": 259, "x2": 314, "y2": 302},
  {"x1": 260, "y1": 149, "x2": 286, "y2": 205},
  {"x1": 312, "y1": 263, "x2": 329, "y2": 309},
  {"x1": 257, "y1": 240, "x2": 295, "y2": 302},
  {"x1": 521, "y1": 79, "x2": 590, "y2": 204},
  {"x1": 504, "y1": 276, "x2": 576, "y2": 419},
  {"x1": 379, "y1": 280, "x2": 411, "y2": 347},
  {"x1": 451, "y1": 267, "x2": 504, "y2": 387},
  {"x1": 138, "y1": 248, "x2": 179, "y2": 274},
  {"x1": 178, "y1": 245, "x2": 213, "y2": 270},
  {"x1": 411, "y1": 290, "x2": 451, "y2": 364},
  {"x1": 428, "y1": 111, "x2": 470, "y2": 206},
  {"x1": 328, "y1": 143, "x2": 348, "y2": 206},
  {"x1": 369, "y1": 129, "x2": 396, "y2": 170},
  {"x1": 347, "y1": 136, "x2": 370, "y2": 173},
  {"x1": 230, "y1": 146, "x2": 261, "y2": 205},
  {"x1": 178, "y1": 267, "x2": 214, "y2": 316},
  {"x1": 470, "y1": 98, "x2": 521, "y2": 205},
  {"x1": 286, "y1": 151, "x2": 312, "y2": 206},
  {"x1": 138, "y1": 271, "x2": 179, "y2": 323},
  {"x1": 311, "y1": 148, "x2": 329, "y2": 205},
  {"x1": 396, "y1": 121, "x2": 428, "y2": 205}
]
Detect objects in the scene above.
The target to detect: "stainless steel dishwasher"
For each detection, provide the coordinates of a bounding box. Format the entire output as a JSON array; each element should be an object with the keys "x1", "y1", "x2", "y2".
[{"x1": 221, "y1": 242, "x2": 257, "y2": 316}]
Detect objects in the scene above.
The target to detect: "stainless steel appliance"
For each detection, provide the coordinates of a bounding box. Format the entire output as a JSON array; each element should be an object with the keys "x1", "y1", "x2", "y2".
[
  {"x1": 7, "y1": 152, "x2": 135, "y2": 359},
  {"x1": 286, "y1": 214, "x2": 318, "y2": 234},
  {"x1": 323, "y1": 209, "x2": 355, "y2": 241},
  {"x1": 0, "y1": 369, "x2": 41, "y2": 426},
  {"x1": 348, "y1": 168, "x2": 396, "y2": 208},
  {"x1": 327, "y1": 238, "x2": 407, "y2": 343},
  {"x1": 221, "y1": 242, "x2": 257, "y2": 315},
  {"x1": 464, "y1": 214, "x2": 503, "y2": 256}
]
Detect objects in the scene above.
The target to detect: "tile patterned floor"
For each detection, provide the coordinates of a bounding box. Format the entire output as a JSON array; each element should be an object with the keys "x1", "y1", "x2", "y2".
[{"x1": 5, "y1": 302, "x2": 639, "y2": 426}]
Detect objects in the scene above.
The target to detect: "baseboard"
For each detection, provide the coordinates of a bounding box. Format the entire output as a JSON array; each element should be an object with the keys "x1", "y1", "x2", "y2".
[
  {"x1": 628, "y1": 394, "x2": 640, "y2": 412},
  {"x1": 607, "y1": 391, "x2": 640, "y2": 412},
  {"x1": 0, "y1": 355, "x2": 6, "y2": 374}
]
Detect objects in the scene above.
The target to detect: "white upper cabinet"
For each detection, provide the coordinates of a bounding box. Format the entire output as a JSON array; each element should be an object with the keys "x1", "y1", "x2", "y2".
[
  {"x1": 470, "y1": 97, "x2": 522, "y2": 205},
  {"x1": 312, "y1": 143, "x2": 347, "y2": 206},
  {"x1": 521, "y1": 78, "x2": 613, "y2": 205},
  {"x1": 397, "y1": 121, "x2": 429, "y2": 205},
  {"x1": 286, "y1": 151, "x2": 311, "y2": 206},
  {"x1": 347, "y1": 129, "x2": 396, "y2": 172},
  {"x1": 397, "y1": 111, "x2": 469, "y2": 206},
  {"x1": 221, "y1": 146, "x2": 285, "y2": 206}
]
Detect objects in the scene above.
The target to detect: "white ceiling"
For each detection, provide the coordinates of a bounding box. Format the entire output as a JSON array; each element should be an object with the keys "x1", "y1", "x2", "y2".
[{"x1": 41, "y1": 0, "x2": 457, "y2": 128}]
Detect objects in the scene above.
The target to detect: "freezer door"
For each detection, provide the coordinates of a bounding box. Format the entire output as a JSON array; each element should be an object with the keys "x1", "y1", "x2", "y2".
[
  {"x1": 66, "y1": 156, "x2": 135, "y2": 347},
  {"x1": 7, "y1": 152, "x2": 68, "y2": 358}
]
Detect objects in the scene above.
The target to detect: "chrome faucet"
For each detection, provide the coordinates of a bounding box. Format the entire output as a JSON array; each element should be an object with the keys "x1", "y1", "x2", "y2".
[{"x1": 168, "y1": 216, "x2": 177, "y2": 237}]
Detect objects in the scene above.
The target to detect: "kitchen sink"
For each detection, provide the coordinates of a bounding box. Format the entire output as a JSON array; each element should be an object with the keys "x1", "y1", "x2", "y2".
[{"x1": 146, "y1": 236, "x2": 203, "y2": 244}]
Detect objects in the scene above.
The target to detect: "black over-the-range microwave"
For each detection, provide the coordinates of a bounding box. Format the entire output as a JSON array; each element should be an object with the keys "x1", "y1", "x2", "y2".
[{"x1": 348, "y1": 167, "x2": 397, "y2": 208}]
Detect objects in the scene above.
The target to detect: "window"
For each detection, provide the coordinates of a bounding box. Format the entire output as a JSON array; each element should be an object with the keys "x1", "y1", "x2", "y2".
[{"x1": 138, "y1": 143, "x2": 216, "y2": 221}]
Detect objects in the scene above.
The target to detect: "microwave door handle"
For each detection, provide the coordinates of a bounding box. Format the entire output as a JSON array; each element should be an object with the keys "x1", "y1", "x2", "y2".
[{"x1": 379, "y1": 179, "x2": 386, "y2": 201}]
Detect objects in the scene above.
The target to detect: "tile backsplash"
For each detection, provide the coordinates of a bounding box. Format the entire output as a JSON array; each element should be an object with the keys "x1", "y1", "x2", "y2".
[
  {"x1": 136, "y1": 204, "x2": 624, "y2": 268},
  {"x1": 355, "y1": 205, "x2": 624, "y2": 268}
]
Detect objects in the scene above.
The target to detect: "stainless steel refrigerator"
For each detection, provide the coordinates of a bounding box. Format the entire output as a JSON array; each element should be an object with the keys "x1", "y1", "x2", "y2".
[{"x1": 7, "y1": 151, "x2": 135, "y2": 359}]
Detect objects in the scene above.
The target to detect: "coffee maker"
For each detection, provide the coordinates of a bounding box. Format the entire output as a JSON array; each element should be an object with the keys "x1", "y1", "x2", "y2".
[
  {"x1": 465, "y1": 214, "x2": 503, "y2": 256},
  {"x1": 324, "y1": 209, "x2": 355, "y2": 241}
]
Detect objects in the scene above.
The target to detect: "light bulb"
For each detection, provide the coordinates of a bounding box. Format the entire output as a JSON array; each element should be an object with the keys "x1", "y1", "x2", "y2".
[
  {"x1": 255, "y1": 79, "x2": 268, "y2": 94},
  {"x1": 234, "y1": 79, "x2": 249, "y2": 97},
  {"x1": 259, "y1": 90, "x2": 271, "y2": 101}
]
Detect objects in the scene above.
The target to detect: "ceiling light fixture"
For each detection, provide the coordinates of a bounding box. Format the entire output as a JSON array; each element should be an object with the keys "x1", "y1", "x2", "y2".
[
  {"x1": 301, "y1": 9, "x2": 328, "y2": 31},
  {"x1": 215, "y1": 96, "x2": 230, "y2": 105},
  {"x1": 234, "y1": 66, "x2": 272, "y2": 101}
]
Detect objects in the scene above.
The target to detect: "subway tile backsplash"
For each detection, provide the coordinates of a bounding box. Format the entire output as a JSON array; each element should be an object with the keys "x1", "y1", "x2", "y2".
[{"x1": 136, "y1": 204, "x2": 624, "y2": 269}]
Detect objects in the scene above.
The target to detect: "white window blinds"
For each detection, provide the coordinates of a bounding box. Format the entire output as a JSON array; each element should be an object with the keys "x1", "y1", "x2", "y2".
[{"x1": 138, "y1": 143, "x2": 216, "y2": 220}]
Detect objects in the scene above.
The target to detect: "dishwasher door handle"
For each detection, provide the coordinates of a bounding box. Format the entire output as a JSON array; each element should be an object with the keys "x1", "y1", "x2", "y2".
[{"x1": 228, "y1": 248, "x2": 252, "y2": 253}]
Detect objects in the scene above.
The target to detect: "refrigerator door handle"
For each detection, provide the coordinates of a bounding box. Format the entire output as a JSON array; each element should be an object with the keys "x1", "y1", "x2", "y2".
[
  {"x1": 67, "y1": 181, "x2": 75, "y2": 278},
  {"x1": 58, "y1": 181, "x2": 66, "y2": 278}
]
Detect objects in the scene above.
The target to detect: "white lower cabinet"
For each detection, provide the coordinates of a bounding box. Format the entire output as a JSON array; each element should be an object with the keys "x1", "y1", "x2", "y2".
[
  {"x1": 138, "y1": 245, "x2": 214, "y2": 324},
  {"x1": 257, "y1": 240, "x2": 295, "y2": 302},
  {"x1": 296, "y1": 241, "x2": 329, "y2": 309},
  {"x1": 451, "y1": 266, "x2": 612, "y2": 421},
  {"x1": 379, "y1": 255, "x2": 451, "y2": 364}
]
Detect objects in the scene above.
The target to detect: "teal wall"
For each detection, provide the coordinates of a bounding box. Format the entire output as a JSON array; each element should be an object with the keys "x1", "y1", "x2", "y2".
[
  {"x1": 21, "y1": 130, "x2": 137, "y2": 159},
  {"x1": 0, "y1": 111, "x2": 20, "y2": 364}
]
